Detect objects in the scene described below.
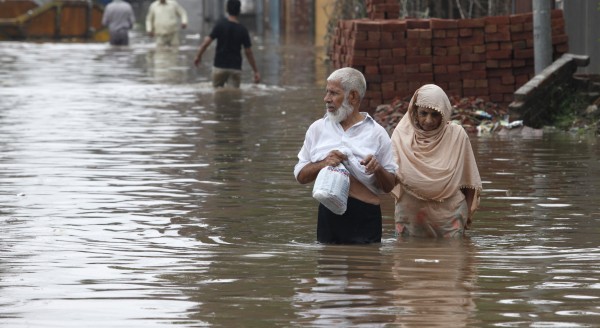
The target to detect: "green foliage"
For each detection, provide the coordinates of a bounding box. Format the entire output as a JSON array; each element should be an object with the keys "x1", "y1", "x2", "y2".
[{"x1": 551, "y1": 86, "x2": 590, "y2": 130}]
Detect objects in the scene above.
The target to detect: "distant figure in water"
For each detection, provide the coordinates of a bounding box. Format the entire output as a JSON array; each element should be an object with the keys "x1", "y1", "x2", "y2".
[
  {"x1": 145, "y1": 0, "x2": 188, "y2": 48},
  {"x1": 102, "y1": 0, "x2": 135, "y2": 46},
  {"x1": 391, "y1": 84, "x2": 482, "y2": 238},
  {"x1": 193, "y1": 0, "x2": 260, "y2": 88}
]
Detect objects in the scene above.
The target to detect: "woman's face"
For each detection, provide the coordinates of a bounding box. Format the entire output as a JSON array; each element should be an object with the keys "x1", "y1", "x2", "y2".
[{"x1": 415, "y1": 106, "x2": 443, "y2": 131}]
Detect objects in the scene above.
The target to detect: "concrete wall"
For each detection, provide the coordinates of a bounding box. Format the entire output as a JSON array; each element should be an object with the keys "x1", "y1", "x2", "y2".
[
  {"x1": 177, "y1": 0, "x2": 204, "y2": 35},
  {"x1": 563, "y1": 0, "x2": 600, "y2": 75},
  {"x1": 314, "y1": 0, "x2": 334, "y2": 47}
]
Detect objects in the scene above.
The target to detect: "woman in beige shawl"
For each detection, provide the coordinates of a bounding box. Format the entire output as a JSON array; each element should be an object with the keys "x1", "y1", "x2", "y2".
[{"x1": 391, "y1": 84, "x2": 482, "y2": 238}]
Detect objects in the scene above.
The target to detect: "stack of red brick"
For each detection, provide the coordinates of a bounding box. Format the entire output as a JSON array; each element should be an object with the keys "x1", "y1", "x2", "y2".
[
  {"x1": 329, "y1": 10, "x2": 569, "y2": 112},
  {"x1": 367, "y1": 0, "x2": 400, "y2": 20}
]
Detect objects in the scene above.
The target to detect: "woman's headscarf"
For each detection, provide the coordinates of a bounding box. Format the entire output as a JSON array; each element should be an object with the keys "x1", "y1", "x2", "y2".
[{"x1": 391, "y1": 84, "x2": 482, "y2": 214}]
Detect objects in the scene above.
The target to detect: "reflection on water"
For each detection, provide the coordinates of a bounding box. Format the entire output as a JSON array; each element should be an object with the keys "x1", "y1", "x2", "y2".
[
  {"x1": 389, "y1": 239, "x2": 477, "y2": 327},
  {"x1": 1, "y1": 38, "x2": 600, "y2": 327},
  {"x1": 292, "y1": 245, "x2": 398, "y2": 327},
  {"x1": 145, "y1": 48, "x2": 192, "y2": 84},
  {"x1": 291, "y1": 241, "x2": 477, "y2": 327}
]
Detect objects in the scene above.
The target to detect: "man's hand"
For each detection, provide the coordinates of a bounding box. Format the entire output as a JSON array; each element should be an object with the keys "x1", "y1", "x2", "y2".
[
  {"x1": 324, "y1": 150, "x2": 347, "y2": 167},
  {"x1": 181, "y1": 23, "x2": 187, "y2": 29},
  {"x1": 253, "y1": 71, "x2": 261, "y2": 84},
  {"x1": 362, "y1": 154, "x2": 396, "y2": 192},
  {"x1": 194, "y1": 55, "x2": 201, "y2": 67},
  {"x1": 296, "y1": 150, "x2": 347, "y2": 185},
  {"x1": 360, "y1": 154, "x2": 380, "y2": 175}
]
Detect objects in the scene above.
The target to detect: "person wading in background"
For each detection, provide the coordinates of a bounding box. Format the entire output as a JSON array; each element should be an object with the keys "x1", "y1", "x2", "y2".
[
  {"x1": 193, "y1": 0, "x2": 260, "y2": 88},
  {"x1": 145, "y1": 0, "x2": 188, "y2": 48},
  {"x1": 102, "y1": 0, "x2": 135, "y2": 46}
]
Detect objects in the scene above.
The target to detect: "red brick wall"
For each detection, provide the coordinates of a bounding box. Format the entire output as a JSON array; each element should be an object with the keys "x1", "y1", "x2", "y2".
[{"x1": 329, "y1": 10, "x2": 569, "y2": 113}]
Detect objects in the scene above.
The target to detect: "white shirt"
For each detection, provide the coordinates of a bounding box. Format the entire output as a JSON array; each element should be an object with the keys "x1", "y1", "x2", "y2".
[
  {"x1": 294, "y1": 113, "x2": 398, "y2": 195},
  {"x1": 145, "y1": 0, "x2": 188, "y2": 35}
]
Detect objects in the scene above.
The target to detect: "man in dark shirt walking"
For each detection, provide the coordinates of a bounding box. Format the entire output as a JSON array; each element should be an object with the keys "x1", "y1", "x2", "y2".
[{"x1": 193, "y1": 0, "x2": 261, "y2": 88}]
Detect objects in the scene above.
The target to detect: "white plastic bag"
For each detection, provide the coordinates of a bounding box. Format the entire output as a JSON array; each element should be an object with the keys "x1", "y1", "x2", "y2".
[{"x1": 312, "y1": 164, "x2": 350, "y2": 215}]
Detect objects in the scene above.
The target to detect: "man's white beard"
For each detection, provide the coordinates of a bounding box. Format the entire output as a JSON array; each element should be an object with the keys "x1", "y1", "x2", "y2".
[{"x1": 327, "y1": 99, "x2": 353, "y2": 123}]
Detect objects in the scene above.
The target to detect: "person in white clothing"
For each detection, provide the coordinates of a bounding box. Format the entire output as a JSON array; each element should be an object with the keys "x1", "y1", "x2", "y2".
[
  {"x1": 294, "y1": 67, "x2": 398, "y2": 244},
  {"x1": 145, "y1": 0, "x2": 188, "y2": 47}
]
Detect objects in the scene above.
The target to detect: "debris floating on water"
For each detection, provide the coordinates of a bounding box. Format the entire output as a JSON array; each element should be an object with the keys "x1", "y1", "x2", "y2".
[{"x1": 414, "y1": 259, "x2": 440, "y2": 263}]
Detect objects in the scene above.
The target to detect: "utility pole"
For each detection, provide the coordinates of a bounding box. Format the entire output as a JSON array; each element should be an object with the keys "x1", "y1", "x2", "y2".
[
  {"x1": 269, "y1": 0, "x2": 280, "y2": 40},
  {"x1": 255, "y1": 0, "x2": 264, "y2": 35},
  {"x1": 533, "y1": 0, "x2": 553, "y2": 74}
]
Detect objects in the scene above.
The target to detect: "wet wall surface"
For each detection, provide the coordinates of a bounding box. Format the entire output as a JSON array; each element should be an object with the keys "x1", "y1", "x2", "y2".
[{"x1": 1, "y1": 35, "x2": 600, "y2": 327}]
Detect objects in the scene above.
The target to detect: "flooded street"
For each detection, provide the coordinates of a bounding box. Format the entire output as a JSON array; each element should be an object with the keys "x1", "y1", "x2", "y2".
[{"x1": 1, "y1": 35, "x2": 600, "y2": 327}]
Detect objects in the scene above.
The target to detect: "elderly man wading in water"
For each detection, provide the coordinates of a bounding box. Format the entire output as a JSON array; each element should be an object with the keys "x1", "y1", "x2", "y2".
[{"x1": 294, "y1": 67, "x2": 398, "y2": 244}]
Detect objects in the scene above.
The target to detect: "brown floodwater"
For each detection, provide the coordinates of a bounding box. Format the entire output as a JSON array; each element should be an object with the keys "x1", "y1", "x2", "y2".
[{"x1": 1, "y1": 33, "x2": 600, "y2": 327}]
